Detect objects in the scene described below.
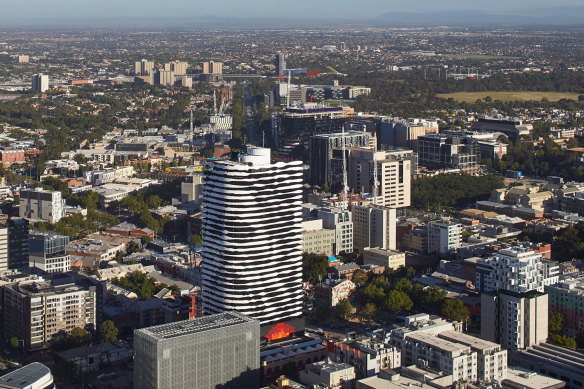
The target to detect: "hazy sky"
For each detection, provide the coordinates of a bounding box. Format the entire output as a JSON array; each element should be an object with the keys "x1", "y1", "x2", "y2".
[{"x1": 2, "y1": 0, "x2": 583, "y2": 21}]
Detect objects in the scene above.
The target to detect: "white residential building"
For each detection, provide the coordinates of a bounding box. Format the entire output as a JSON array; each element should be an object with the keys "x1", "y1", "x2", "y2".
[
  {"x1": 476, "y1": 246, "x2": 559, "y2": 293},
  {"x1": 32, "y1": 73, "x2": 49, "y2": 92},
  {"x1": 318, "y1": 208, "x2": 353, "y2": 255},
  {"x1": 19, "y1": 188, "x2": 66, "y2": 223},
  {"x1": 427, "y1": 220, "x2": 462, "y2": 254},
  {"x1": 299, "y1": 361, "x2": 355, "y2": 389},
  {"x1": 202, "y1": 147, "x2": 303, "y2": 325}
]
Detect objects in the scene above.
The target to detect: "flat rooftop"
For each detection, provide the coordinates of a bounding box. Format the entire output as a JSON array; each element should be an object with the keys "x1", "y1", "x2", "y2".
[
  {"x1": 406, "y1": 332, "x2": 470, "y2": 353},
  {"x1": 135, "y1": 311, "x2": 257, "y2": 340},
  {"x1": 438, "y1": 331, "x2": 500, "y2": 351},
  {"x1": 0, "y1": 363, "x2": 52, "y2": 389},
  {"x1": 504, "y1": 367, "x2": 566, "y2": 389}
]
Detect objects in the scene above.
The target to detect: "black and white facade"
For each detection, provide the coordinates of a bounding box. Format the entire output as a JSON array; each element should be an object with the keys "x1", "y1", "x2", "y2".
[{"x1": 202, "y1": 147, "x2": 303, "y2": 325}]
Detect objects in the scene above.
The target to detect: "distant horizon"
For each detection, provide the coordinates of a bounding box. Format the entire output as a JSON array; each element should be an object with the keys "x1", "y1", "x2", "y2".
[{"x1": 1, "y1": 1, "x2": 584, "y2": 26}]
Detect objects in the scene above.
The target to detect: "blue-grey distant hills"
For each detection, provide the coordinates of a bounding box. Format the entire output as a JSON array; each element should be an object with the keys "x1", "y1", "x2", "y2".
[{"x1": 375, "y1": 7, "x2": 584, "y2": 26}]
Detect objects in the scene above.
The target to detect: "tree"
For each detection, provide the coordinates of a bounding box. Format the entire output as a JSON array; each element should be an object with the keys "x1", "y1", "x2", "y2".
[
  {"x1": 360, "y1": 302, "x2": 377, "y2": 321},
  {"x1": 315, "y1": 302, "x2": 331, "y2": 322},
  {"x1": 385, "y1": 290, "x2": 413, "y2": 314},
  {"x1": 99, "y1": 320, "x2": 118, "y2": 343},
  {"x1": 352, "y1": 269, "x2": 368, "y2": 287},
  {"x1": 69, "y1": 327, "x2": 92, "y2": 347},
  {"x1": 441, "y1": 299, "x2": 470, "y2": 322},
  {"x1": 190, "y1": 234, "x2": 202, "y2": 246},
  {"x1": 336, "y1": 298, "x2": 353, "y2": 320},
  {"x1": 9, "y1": 337, "x2": 18, "y2": 349},
  {"x1": 550, "y1": 334, "x2": 577, "y2": 349},
  {"x1": 549, "y1": 312, "x2": 564, "y2": 334},
  {"x1": 302, "y1": 253, "x2": 329, "y2": 284}
]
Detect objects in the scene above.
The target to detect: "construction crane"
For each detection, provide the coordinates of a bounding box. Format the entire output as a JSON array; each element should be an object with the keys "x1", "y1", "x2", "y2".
[{"x1": 327, "y1": 65, "x2": 340, "y2": 74}]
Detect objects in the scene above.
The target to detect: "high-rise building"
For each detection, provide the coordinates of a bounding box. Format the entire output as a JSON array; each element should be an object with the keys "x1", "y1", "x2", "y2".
[
  {"x1": 29, "y1": 231, "x2": 70, "y2": 273},
  {"x1": 272, "y1": 106, "x2": 348, "y2": 159},
  {"x1": 31, "y1": 73, "x2": 49, "y2": 93},
  {"x1": 418, "y1": 133, "x2": 480, "y2": 174},
  {"x1": 476, "y1": 246, "x2": 559, "y2": 293},
  {"x1": 163, "y1": 60, "x2": 188, "y2": 75},
  {"x1": 481, "y1": 290, "x2": 548, "y2": 351},
  {"x1": 275, "y1": 52, "x2": 287, "y2": 76},
  {"x1": 134, "y1": 312, "x2": 260, "y2": 389},
  {"x1": 134, "y1": 59, "x2": 154, "y2": 76},
  {"x1": 8, "y1": 217, "x2": 29, "y2": 270},
  {"x1": 0, "y1": 218, "x2": 7, "y2": 272},
  {"x1": 2, "y1": 275, "x2": 99, "y2": 350},
  {"x1": 202, "y1": 147, "x2": 303, "y2": 326},
  {"x1": 427, "y1": 220, "x2": 462, "y2": 254},
  {"x1": 378, "y1": 117, "x2": 439, "y2": 151},
  {"x1": 155, "y1": 70, "x2": 175, "y2": 86},
  {"x1": 318, "y1": 208, "x2": 353, "y2": 255},
  {"x1": 309, "y1": 132, "x2": 372, "y2": 192},
  {"x1": 19, "y1": 188, "x2": 66, "y2": 223},
  {"x1": 202, "y1": 61, "x2": 223, "y2": 75},
  {"x1": 348, "y1": 148, "x2": 414, "y2": 208},
  {"x1": 351, "y1": 204, "x2": 396, "y2": 251}
]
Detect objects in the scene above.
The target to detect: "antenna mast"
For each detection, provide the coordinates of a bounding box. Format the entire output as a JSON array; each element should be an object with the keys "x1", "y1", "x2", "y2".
[
  {"x1": 373, "y1": 157, "x2": 379, "y2": 205},
  {"x1": 342, "y1": 124, "x2": 348, "y2": 209}
]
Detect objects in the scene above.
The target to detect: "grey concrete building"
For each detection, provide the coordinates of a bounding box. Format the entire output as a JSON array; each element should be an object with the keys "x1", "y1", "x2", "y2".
[{"x1": 134, "y1": 312, "x2": 260, "y2": 389}]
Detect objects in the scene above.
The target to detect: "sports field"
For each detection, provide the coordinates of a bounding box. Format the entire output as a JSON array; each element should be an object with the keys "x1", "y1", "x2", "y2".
[{"x1": 437, "y1": 91, "x2": 581, "y2": 103}]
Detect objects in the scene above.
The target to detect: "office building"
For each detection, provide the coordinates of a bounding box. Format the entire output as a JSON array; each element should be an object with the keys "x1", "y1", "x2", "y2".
[
  {"x1": 133, "y1": 312, "x2": 260, "y2": 389},
  {"x1": 275, "y1": 52, "x2": 287, "y2": 76},
  {"x1": 202, "y1": 147, "x2": 304, "y2": 326},
  {"x1": 362, "y1": 247, "x2": 405, "y2": 270},
  {"x1": 163, "y1": 60, "x2": 187, "y2": 75},
  {"x1": 476, "y1": 246, "x2": 559, "y2": 293},
  {"x1": 418, "y1": 133, "x2": 480, "y2": 174},
  {"x1": 470, "y1": 117, "x2": 533, "y2": 140},
  {"x1": 2, "y1": 276, "x2": 99, "y2": 350},
  {"x1": 309, "y1": 132, "x2": 372, "y2": 191},
  {"x1": 19, "y1": 188, "x2": 66, "y2": 223},
  {"x1": 0, "y1": 362, "x2": 54, "y2": 389},
  {"x1": 546, "y1": 277, "x2": 584, "y2": 337},
  {"x1": 318, "y1": 208, "x2": 353, "y2": 255},
  {"x1": 29, "y1": 231, "x2": 70, "y2": 273},
  {"x1": 379, "y1": 117, "x2": 439, "y2": 150},
  {"x1": 31, "y1": 73, "x2": 49, "y2": 93},
  {"x1": 481, "y1": 290, "x2": 548, "y2": 351},
  {"x1": 352, "y1": 204, "x2": 396, "y2": 251},
  {"x1": 8, "y1": 218, "x2": 29, "y2": 269},
  {"x1": 348, "y1": 149, "x2": 414, "y2": 208},
  {"x1": 271, "y1": 106, "x2": 348, "y2": 159},
  {"x1": 134, "y1": 59, "x2": 154, "y2": 76},
  {"x1": 299, "y1": 361, "x2": 355, "y2": 389},
  {"x1": 427, "y1": 220, "x2": 462, "y2": 255},
  {"x1": 301, "y1": 219, "x2": 335, "y2": 257},
  {"x1": 202, "y1": 60, "x2": 223, "y2": 75},
  {"x1": 180, "y1": 173, "x2": 203, "y2": 206}
]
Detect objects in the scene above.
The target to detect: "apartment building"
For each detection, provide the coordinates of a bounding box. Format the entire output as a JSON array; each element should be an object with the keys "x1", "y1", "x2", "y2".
[
  {"x1": 329, "y1": 338, "x2": 401, "y2": 378},
  {"x1": 2, "y1": 277, "x2": 99, "y2": 350},
  {"x1": 481, "y1": 291, "x2": 548, "y2": 351},
  {"x1": 546, "y1": 277, "x2": 584, "y2": 337},
  {"x1": 301, "y1": 219, "x2": 336, "y2": 257},
  {"x1": 427, "y1": 220, "x2": 462, "y2": 254},
  {"x1": 476, "y1": 246, "x2": 559, "y2": 293}
]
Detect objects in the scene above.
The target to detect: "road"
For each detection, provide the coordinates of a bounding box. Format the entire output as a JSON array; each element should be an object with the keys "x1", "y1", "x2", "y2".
[{"x1": 243, "y1": 82, "x2": 258, "y2": 146}]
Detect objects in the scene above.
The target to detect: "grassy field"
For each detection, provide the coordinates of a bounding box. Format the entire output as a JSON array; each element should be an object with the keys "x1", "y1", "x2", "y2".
[{"x1": 437, "y1": 91, "x2": 581, "y2": 103}]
